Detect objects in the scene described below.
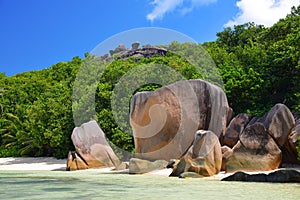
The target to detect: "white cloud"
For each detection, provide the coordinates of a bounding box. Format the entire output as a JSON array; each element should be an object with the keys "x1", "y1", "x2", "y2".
[
  {"x1": 147, "y1": 0, "x2": 217, "y2": 22},
  {"x1": 225, "y1": 0, "x2": 300, "y2": 27}
]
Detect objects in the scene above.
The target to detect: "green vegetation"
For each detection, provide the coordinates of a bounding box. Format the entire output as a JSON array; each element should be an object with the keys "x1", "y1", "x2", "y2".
[
  {"x1": 0, "y1": 57, "x2": 81, "y2": 158},
  {"x1": 1, "y1": 5, "x2": 300, "y2": 158},
  {"x1": 205, "y1": 6, "x2": 300, "y2": 115}
]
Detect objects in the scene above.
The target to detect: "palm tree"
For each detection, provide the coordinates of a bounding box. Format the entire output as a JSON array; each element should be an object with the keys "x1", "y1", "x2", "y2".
[{"x1": 0, "y1": 110, "x2": 33, "y2": 156}]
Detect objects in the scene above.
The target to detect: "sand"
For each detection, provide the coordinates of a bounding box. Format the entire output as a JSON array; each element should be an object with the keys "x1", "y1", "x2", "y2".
[
  {"x1": 1, "y1": 157, "x2": 299, "y2": 180},
  {"x1": 0, "y1": 157, "x2": 67, "y2": 171},
  {"x1": 0, "y1": 157, "x2": 232, "y2": 180},
  {"x1": 0, "y1": 157, "x2": 130, "y2": 173}
]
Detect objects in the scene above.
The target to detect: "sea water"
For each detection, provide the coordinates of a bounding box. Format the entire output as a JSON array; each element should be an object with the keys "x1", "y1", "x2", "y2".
[{"x1": 0, "y1": 171, "x2": 299, "y2": 200}]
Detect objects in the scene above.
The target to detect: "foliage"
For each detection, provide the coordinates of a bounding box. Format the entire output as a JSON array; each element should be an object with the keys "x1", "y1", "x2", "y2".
[
  {"x1": 204, "y1": 5, "x2": 300, "y2": 116},
  {"x1": 0, "y1": 57, "x2": 81, "y2": 158}
]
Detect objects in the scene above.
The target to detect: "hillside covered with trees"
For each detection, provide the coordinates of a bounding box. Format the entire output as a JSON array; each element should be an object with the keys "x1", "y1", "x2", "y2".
[{"x1": 0, "y1": 6, "x2": 299, "y2": 158}]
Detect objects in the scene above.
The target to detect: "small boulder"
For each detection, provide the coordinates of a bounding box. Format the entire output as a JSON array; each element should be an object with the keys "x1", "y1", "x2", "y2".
[
  {"x1": 66, "y1": 151, "x2": 88, "y2": 171},
  {"x1": 221, "y1": 145, "x2": 232, "y2": 171},
  {"x1": 171, "y1": 130, "x2": 222, "y2": 177},
  {"x1": 113, "y1": 162, "x2": 129, "y2": 171},
  {"x1": 115, "y1": 44, "x2": 127, "y2": 53},
  {"x1": 179, "y1": 172, "x2": 203, "y2": 178},
  {"x1": 222, "y1": 169, "x2": 300, "y2": 183},
  {"x1": 71, "y1": 120, "x2": 121, "y2": 169},
  {"x1": 132, "y1": 41, "x2": 140, "y2": 50},
  {"x1": 129, "y1": 158, "x2": 169, "y2": 174},
  {"x1": 226, "y1": 123, "x2": 281, "y2": 172},
  {"x1": 169, "y1": 158, "x2": 187, "y2": 177},
  {"x1": 224, "y1": 113, "x2": 252, "y2": 148}
]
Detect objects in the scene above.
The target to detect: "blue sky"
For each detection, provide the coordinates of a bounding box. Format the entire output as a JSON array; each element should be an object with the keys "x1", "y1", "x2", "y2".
[{"x1": 1, "y1": 0, "x2": 299, "y2": 76}]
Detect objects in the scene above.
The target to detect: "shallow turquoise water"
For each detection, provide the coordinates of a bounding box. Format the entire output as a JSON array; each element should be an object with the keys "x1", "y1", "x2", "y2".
[{"x1": 0, "y1": 171, "x2": 299, "y2": 200}]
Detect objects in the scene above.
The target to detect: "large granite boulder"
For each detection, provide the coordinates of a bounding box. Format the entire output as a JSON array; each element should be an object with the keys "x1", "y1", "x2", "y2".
[
  {"x1": 224, "y1": 113, "x2": 252, "y2": 148},
  {"x1": 71, "y1": 120, "x2": 121, "y2": 168},
  {"x1": 222, "y1": 169, "x2": 300, "y2": 183},
  {"x1": 171, "y1": 130, "x2": 222, "y2": 177},
  {"x1": 130, "y1": 79, "x2": 229, "y2": 161},
  {"x1": 129, "y1": 158, "x2": 168, "y2": 174},
  {"x1": 257, "y1": 103, "x2": 295, "y2": 147},
  {"x1": 246, "y1": 104, "x2": 296, "y2": 165},
  {"x1": 226, "y1": 123, "x2": 281, "y2": 172},
  {"x1": 281, "y1": 117, "x2": 300, "y2": 164}
]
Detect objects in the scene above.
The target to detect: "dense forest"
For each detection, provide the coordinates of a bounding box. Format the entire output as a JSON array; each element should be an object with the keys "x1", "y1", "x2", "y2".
[{"x1": 0, "y1": 6, "x2": 299, "y2": 158}]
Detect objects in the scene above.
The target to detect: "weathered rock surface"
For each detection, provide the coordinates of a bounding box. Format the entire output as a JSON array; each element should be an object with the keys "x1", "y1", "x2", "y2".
[
  {"x1": 244, "y1": 104, "x2": 295, "y2": 165},
  {"x1": 281, "y1": 117, "x2": 300, "y2": 164},
  {"x1": 170, "y1": 130, "x2": 222, "y2": 177},
  {"x1": 221, "y1": 145, "x2": 232, "y2": 171},
  {"x1": 66, "y1": 151, "x2": 88, "y2": 171},
  {"x1": 257, "y1": 103, "x2": 295, "y2": 147},
  {"x1": 130, "y1": 79, "x2": 229, "y2": 161},
  {"x1": 129, "y1": 158, "x2": 168, "y2": 174},
  {"x1": 226, "y1": 123, "x2": 282, "y2": 172},
  {"x1": 222, "y1": 169, "x2": 300, "y2": 183},
  {"x1": 224, "y1": 113, "x2": 252, "y2": 148},
  {"x1": 246, "y1": 116, "x2": 260, "y2": 127},
  {"x1": 71, "y1": 120, "x2": 121, "y2": 168}
]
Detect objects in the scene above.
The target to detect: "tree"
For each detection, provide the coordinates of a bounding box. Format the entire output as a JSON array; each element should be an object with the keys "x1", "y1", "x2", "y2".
[{"x1": 24, "y1": 84, "x2": 74, "y2": 158}]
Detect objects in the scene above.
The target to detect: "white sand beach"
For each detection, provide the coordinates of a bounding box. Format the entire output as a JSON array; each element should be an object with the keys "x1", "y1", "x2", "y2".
[
  {"x1": 0, "y1": 157, "x2": 67, "y2": 171},
  {"x1": 1, "y1": 157, "x2": 299, "y2": 181},
  {"x1": 0, "y1": 157, "x2": 128, "y2": 173}
]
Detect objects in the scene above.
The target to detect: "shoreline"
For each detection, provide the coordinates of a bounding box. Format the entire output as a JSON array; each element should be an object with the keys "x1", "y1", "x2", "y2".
[
  {"x1": 1, "y1": 157, "x2": 299, "y2": 180},
  {"x1": 0, "y1": 157, "x2": 67, "y2": 171}
]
